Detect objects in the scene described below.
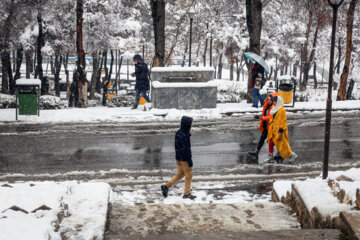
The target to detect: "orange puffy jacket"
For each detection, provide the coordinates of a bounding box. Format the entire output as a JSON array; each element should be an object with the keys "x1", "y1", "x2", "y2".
[{"x1": 259, "y1": 92, "x2": 279, "y2": 133}]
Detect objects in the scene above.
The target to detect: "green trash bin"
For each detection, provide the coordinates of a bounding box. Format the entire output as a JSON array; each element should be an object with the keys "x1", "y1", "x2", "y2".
[
  {"x1": 18, "y1": 93, "x2": 38, "y2": 115},
  {"x1": 16, "y1": 79, "x2": 41, "y2": 120}
]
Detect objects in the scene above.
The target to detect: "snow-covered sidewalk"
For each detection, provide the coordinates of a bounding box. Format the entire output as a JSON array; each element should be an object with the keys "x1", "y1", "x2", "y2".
[
  {"x1": 1, "y1": 100, "x2": 359, "y2": 124},
  {"x1": 0, "y1": 181, "x2": 112, "y2": 240}
]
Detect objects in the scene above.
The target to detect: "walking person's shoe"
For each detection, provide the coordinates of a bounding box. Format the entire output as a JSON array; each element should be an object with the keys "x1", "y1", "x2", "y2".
[
  {"x1": 248, "y1": 149, "x2": 259, "y2": 157},
  {"x1": 274, "y1": 152, "x2": 284, "y2": 163},
  {"x1": 263, "y1": 153, "x2": 274, "y2": 163},
  {"x1": 131, "y1": 106, "x2": 137, "y2": 110},
  {"x1": 183, "y1": 193, "x2": 197, "y2": 200},
  {"x1": 287, "y1": 152, "x2": 298, "y2": 164},
  {"x1": 161, "y1": 185, "x2": 169, "y2": 198}
]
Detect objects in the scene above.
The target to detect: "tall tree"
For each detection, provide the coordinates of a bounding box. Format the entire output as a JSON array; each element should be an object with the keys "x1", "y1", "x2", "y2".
[
  {"x1": 150, "y1": 0, "x2": 166, "y2": 67},
  {"x1": 245, "y1": 0, "x2": 262, "y2": 103},
  {"x1": 35, "y1": 8, "x2": 45, "y2": 94},
  {"x1": 75, "y1": 0, "x2": 87, "y2": 108},
  {"x1": 337, "y1": 0, "x2": 358, "y2": 100},
  {"x1": 0, "y1": 0, "x2": 16, "y2": 94}
]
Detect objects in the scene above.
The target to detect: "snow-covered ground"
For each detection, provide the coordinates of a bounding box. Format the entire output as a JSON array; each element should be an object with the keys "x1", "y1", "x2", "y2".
[{"x1": 0, "y1": 181, "x2": 112, "y2": 240}]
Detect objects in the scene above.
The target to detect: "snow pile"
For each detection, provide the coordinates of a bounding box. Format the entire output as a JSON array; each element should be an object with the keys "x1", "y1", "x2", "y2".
[
  {"x1": 59, "y1": 182, "x2": 111, "y2": 240},
  {"x1": 273, "y1": 168, "x2": 360, "y2": 219},
  {"x1": 0, "y1": 181, "x2": 112, "y2": 240},
  {"x1": 293, "y1": 178, "x2": 353, "y2": 218},
  {"x1": 272, "y1": 180, "x2": 294, "y2": 200}
]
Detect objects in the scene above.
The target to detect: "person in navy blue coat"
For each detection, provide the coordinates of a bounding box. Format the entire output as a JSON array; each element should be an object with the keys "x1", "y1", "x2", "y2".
[
  {"x1": 131, "y1": 54, "x2": 151, "y2": 109},
  {"x1": 161, "y1": 116, "x2": 197, "y2": 199}
]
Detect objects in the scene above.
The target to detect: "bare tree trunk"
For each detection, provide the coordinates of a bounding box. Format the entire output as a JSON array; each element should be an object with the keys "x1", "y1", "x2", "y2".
[
  {"x1": 300, "y1": 8, "x2": 313, "y2": 89},
  {"x1": 90, "y1": 51, "x2": 99, "y2": 100},
  {"x1": 203, "y1": 31, "x2": 208, "y2": 67},
  {"x1": 246, "y1": 0, "x2": 262, "y2": 103},
  {"x1": 336, "y1": 37, "x2": 341, "y2": 74},
  {"x1": 210, "y1": 32, "x2": 213, "y2": 67},
  {"x1": 293, "y1": 61, "x2": 298, "y2": 78},
  {"x1": 217, "y1": 53, "x2": 223, "y2": 79},
  {"x1": 50, "y1": 56, "x2": 55, "y2": 75},
  {"x1": 12, "y1": 50, "x2": 16, "y2": 73},
  {"x1": 150, "y1": 0, "x2": 166, "y2": 67},
  {"x1": 14, "y1": 46, "x2": 23, "y2": 81},
  {"x1": 1, "y1": 54, "x2": 9, "y2": 94},
  {"x1": 76, "y1": 0, "x2": 87, "y2": 108},
  {"x1": 302, "y1": 24, "x2": 319, "y2": 90},
  {"x1": 33, "y1": 51, "x2": 36, "y2": 75},
  {"x1": 108, "y1": 49, "x2": 114, "y2": 82},
  {"x1": 337, "y1": 0, "x2": 357, "y2": 100},
  {"x1": 63, "y1": 53, "x2": 70, "y2": 100},
  {"x1": 103, "y1": 50, "x2": 108, "y2": 80},
  {"x1": 116, "y1": 55, "x2": 123, "y2": 90},
  {"x1": 346, "y1": 79, "x2": 354, "y2": 100},
  {"x1": 181, "y1": 44, "x2": 188, "y2": 67},
  {"x1": 196, "y1": 42, "x2": 201, "y2": 67},
  {"x1": 25, "y1": 50, "x2": 32, "y2": 79},
  {"x1": 230, "y1": 57, "x2": 234, "y2": 81},
  {"x1": 36, "y1": 9, "x2": 45, "y2": 95},
  {"x1": 274, "y1": 56, "x2": 278, "y2": 83},
  {"x1": 96, "y1": 54, "x2": 104, "y2": 93},
  {"x1": 54, "y1": 53, "x2": 62, "y2": 97},
  {"x1": 313, "y1": 60, "x2": 318, "y2": 89},
  {"x1": 0, "y1": 0, "x2": 15, "y2": 94}
]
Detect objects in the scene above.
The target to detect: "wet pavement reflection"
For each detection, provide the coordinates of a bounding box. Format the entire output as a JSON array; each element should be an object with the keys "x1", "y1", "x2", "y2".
[{"x1": 0, "y1": 117, "x2": 360, "y2": 175}]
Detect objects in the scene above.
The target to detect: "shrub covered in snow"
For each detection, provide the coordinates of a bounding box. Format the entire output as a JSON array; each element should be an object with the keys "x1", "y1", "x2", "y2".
[
  {"x1": 0, "y1": 94, "x2": 16, "y2": 108},
  {"x1": 107, "y1": 95, "x2": 133, "y2": 107},
  {"x1": 39, "y1": 95, "x2": 67, "y2": 109},
  {"x1": 1, "y1": 94, "x2": 68, "y2": 109}
]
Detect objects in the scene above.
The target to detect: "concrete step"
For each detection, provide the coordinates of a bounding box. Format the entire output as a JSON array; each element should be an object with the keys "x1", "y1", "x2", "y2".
[
  {"x1": 340, "y1": 212, "x2": 360, "y2": 240},
  {"x1": 105, "y1": 201, "x2": 300, "y2": 239},
  {"x1": 105, "y1": 229, "x2": 340, "y2": 240}
]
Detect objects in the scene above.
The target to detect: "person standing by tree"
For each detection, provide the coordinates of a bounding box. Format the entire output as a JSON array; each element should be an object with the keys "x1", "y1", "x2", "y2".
[
  {"x1": 161, "y1": 116, "x2": 196, "y2": 200},
  {"x1": 131, "y1": 54, "x2": 151, "y2": 109},
  {"x1": 251, "y1": 61, "x2": 265, "y2": 108}
]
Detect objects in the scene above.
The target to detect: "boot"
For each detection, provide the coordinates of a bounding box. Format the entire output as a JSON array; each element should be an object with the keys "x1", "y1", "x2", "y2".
[
  {"x1": 287, "y1": 152, "x2": 298, "y2": 164},
  {"x1": 248, "y1": 149, "x2": 259, "y2": 157},
  {"x1": 161, "y1": 185, "x2": 169, "y2": 198},
  {"x1": 131, "y1": 106, "x2": 138, "y2": 110},
  {"x1": 183, "y1": 193, "x2": 197, "y2": 200},
  {"x1": 274, "y1": 152, "x2": 284, "y2": 163},
  {"x1": 263, "y1": 153, "x2": 274, "y2": 163}
]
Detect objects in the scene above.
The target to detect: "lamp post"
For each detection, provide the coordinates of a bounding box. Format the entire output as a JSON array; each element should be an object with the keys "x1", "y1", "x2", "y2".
[
  {"x1": 323, "y1": 0, "x2": 344, "y2": 179},
  {"x1": 188, "y1": 7, "x2": 195, "y2": 67}
]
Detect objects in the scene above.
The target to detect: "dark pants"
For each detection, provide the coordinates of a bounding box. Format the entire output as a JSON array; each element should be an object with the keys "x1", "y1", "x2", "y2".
[
  {"x1": 134, "y1": 89, "x2": 151, "y2": 107},
  {"x1": 257, "y1": 129, "x2": 268, "y2": 151},
  {"x1": 252, "y1": 88, "x2": 264, "y2": 108}
]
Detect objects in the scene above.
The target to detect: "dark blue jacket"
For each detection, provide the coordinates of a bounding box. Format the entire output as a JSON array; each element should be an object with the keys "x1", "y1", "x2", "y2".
[
  {"x1": 134, "y1": 63, "x2": 150, "y2": 91},
  {"x1": 175, "y1": 116, "x2": 193, "y2": 167}
]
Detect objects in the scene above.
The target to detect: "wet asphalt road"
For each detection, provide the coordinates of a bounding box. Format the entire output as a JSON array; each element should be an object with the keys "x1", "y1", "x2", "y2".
[{"x1": 0, "y1": 112, "x2": 360, "y2": 175}]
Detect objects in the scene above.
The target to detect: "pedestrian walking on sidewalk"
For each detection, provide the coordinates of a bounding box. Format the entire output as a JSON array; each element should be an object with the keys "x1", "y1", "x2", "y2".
[
  {"x1": 131, "y1": 54, "x2": 151, "y2": 109},
  {"x1": 248, "y1": 92, "x2": 279, "y2": 161},
  {"x1": 161, "y1": 116, "x2": 197, "y2": 200},
  {"x1": 266, "y1": 96, "x2": 297, "y2": 163},
  {"x1": 251, "y1": 62, "x2": 265, "y2": 108}
]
